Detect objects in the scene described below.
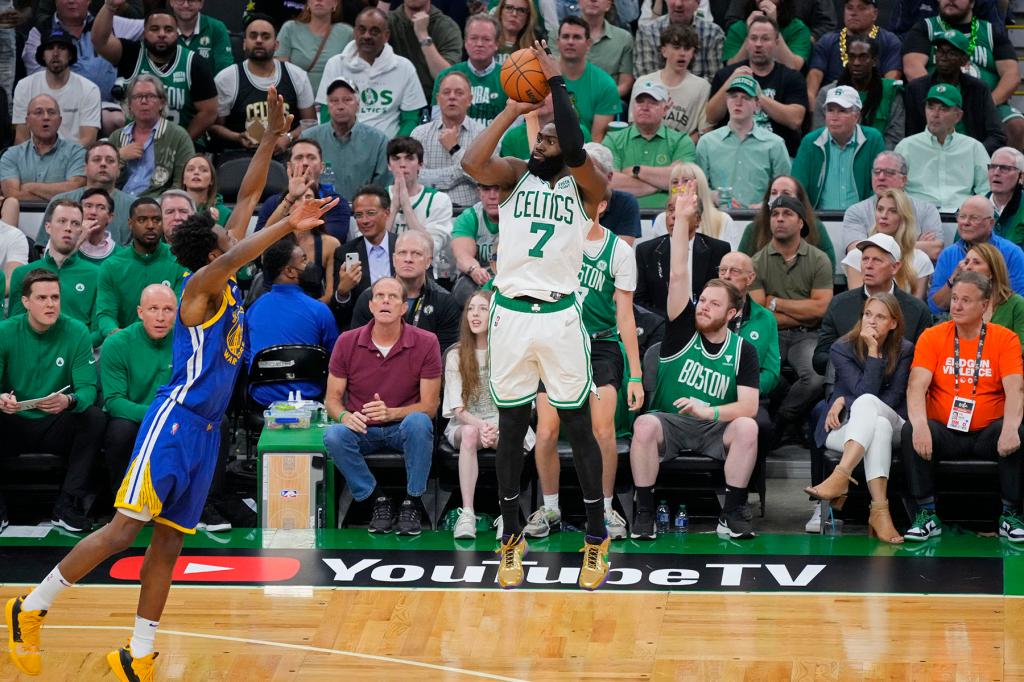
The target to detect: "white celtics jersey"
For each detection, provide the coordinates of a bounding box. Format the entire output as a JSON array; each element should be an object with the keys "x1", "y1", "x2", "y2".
[{"x1": 495, "y1": 172, "x2": 590, "y2": 300}]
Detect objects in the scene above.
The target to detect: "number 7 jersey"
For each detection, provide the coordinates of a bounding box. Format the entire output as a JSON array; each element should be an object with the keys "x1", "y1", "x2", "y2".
[{"x1": 495, "y1": 171, "x2": 590, "y2": 301}]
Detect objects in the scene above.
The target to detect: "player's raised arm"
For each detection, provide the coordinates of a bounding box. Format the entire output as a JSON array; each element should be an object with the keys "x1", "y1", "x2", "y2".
[
  {"x1": 667, "y1": 189, "x2": 698, "y2": 322},
  {"x1": 461, "y1": 98, "x2": 540, "y2": 191}
]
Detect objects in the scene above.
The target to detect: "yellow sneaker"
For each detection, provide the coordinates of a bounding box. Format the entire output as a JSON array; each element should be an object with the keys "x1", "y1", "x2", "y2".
[
  {"x1": 496, "y1": 533, "x2": 528, "y2": 589},
  {"x1": 6, "y1": 595, "x2": 46, "y2": 676},
  {"x1": 107, "y1": 644, "x2": 158, "y2": 682},
  {"x1": 578, "y1": 536, "x2": 611, "y2": 591}
]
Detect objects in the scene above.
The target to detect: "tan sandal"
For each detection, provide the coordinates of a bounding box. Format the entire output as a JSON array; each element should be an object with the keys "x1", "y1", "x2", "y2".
[
  {"x1": 804, "y1": 465, "x2": 858, "y2": 502},
  {"x1": 868, "y1": 501, "x2": 903, "y2": 544}
]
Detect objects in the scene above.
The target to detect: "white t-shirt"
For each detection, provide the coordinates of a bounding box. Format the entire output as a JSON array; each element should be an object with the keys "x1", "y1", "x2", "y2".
[
  {"x1": 442, "y1": 347, "x2": 537, "y2": 448},
  {"x1": 12, "y1": 71, "x2": 102, "y2": 144},
  {"x1": 842, "y1": 247, "x2": 935, "y2": 284},
  {"x1": 0, "y1": 221, "x2": 30, "y2": 266},
  {"x1": 389, "y1": 185, "x2": 455, "y2": 280},
  {"x1": 630, "y1": 70, "x2": 710, "y2": 135},
  {"x1": 215, "y1": 61, "x2": 315, "y2": 118}
]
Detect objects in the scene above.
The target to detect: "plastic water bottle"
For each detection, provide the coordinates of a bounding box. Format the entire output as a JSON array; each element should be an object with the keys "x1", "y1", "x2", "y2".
[
  {"x1": 655, "y1": 500, "x2": 670, "y2": 534},
  {"x1": 320, "y1": 163, "x2": 336, "y2": 195},
  {"x1": 674, "y1": 505, "x2": 689, "y2": 534}
]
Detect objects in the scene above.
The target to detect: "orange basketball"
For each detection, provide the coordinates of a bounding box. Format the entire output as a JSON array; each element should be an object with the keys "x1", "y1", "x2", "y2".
[{"x1": 500, "y1": 48, "x2": 550, "y2": 104}]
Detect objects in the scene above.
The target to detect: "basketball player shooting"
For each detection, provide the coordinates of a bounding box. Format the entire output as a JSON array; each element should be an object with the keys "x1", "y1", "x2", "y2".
[
  {"x1": 462, "y1": 41, "x2": 611, "y2": 591},
  {"x1": 5, "y1": 88, "x2": 337, "y2": 681}
]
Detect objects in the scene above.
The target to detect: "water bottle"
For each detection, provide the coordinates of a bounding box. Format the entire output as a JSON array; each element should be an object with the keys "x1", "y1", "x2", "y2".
[
  {"x1": 655, "y1": 500, "x2": 670, "y2": 534},
  {"x1": 320, "y1": 163, "x2": 336, "y2": 195},
  {"x1": 674, "y1": 505, "x2": 689, "y2": 534}
]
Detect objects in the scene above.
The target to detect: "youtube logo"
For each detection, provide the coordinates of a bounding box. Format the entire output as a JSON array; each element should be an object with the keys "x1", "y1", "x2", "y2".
[{"x1": 110, "y1": 555, "x2": 301, "y2": 583}]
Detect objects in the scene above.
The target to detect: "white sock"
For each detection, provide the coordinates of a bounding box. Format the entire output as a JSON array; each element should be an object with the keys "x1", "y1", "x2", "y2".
[
  {"x1": 23, "y1": 567, "x2": 72, "y2": 611},
  {"x1": 543, "y1": 494, "x2": 559, "y2": 513},
  {"x1": 604, "y1": 497, "x2": 613, "y2": 514},
  {"x1": 130, "y1": 616, "x2": 159, "y2": 657}
]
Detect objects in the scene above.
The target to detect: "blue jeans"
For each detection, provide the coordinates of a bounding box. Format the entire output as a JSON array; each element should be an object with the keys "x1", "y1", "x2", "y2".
[{"x1": 323, "y1": 412, "x2": 434, "y2": 502}]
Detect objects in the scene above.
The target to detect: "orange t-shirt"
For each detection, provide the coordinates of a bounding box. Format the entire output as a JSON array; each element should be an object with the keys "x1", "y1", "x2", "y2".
[{"x1": 911, "y1": 321, "x2": 1023, "y2": 431}]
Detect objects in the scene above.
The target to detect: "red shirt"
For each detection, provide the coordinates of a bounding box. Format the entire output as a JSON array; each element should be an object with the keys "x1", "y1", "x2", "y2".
[{"x1": 329, "y1": 320, "x2": 442, "y2": 423}]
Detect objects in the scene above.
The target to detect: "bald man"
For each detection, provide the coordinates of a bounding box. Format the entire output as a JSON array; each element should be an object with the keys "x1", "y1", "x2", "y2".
[{"x1": 0, "y1": 94, "x2": 87, "y2": 201}]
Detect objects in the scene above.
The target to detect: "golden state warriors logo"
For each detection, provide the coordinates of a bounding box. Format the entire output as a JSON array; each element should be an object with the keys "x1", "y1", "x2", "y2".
[{"x1": 224, "y1": 308, "x2": 244, "y2": 366}]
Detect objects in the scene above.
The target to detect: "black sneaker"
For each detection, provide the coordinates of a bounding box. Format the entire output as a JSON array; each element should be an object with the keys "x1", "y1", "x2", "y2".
[
  {"x1": 197, "y1": 504, "x2": 232, "y2": 533},
  {"x1": 395, "y1": 499, "x2": 423, "y2": 536},
  {"x1": 717, "y1": 504, "x2": 756, "y2": 540},
  {"x1": 630, "y1": 508, "x2": 657, "y2": 540},
  {"x1": 368, "y1": 496, "x2": 395, "y2": 534},
  {"x1": 51, "y1": 497, "x2": 91, "y2": 533}
]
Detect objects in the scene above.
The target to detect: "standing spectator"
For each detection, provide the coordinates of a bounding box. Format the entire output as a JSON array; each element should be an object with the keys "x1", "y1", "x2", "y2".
[
  {"x1": 277, "y1": 0, "x2": 354, "y2": 94},
  {"x1": 738, "y1": 175, "x2": 838, "y2": 267},
  {"x1": 574, "y1": 0, "x2": 635, "y2": 98},
  {"x1": 450, "y1": 183, "x2": 500, "y2": 304},
  {"x1": 988, "y1": 147, "x2": 1024, "y2": 248},
  {"x1": 723, "y1": 0, "x2": 835, "y2": 40},
  {"x1": 116, "y1": 0, "x2": 234, "y2": 77},
  {"x1": 902, "y1": 271, "x2": 1024, "y2": 543},
  {"x1": 724, "y1": 0, "x2": 811, "y2": 71},
  {"x1": 0, "y1": 95, "x2": 86, "y2": 202},
  {"x1": 13, "y1": 31, "x2": 101, "y2": 146},
  {"x1": 631, "y1": 24, "x2": 709, "y2": 138},
  {"x1": 556, "y1": 17, "x2": 621, "y2": 142},
  {"x1": 386, "y1": 0, "x2": 463, "y2": 101},
  {"x1": 302, "y1": 78, "x2": 392, "y2": 203},
  {"x1": 108, "y1": 76, "x2": 196, "y2": 199},
  {"x1": 316, "y1": 7, "x2": 428, "y2": 138},
  {"x1": 895, "y1": 84, "x2": 990, "y2": 214},
  {"x1": 412, "y1": 72, "x2": 486, "y2": 209},
  {"x1": 158, "y1": 190, "x2": 196, "y2": 242},
  {"x1": 634, "y1": 0, "x2": 724, "y2": 81},
  {"x1": 181, "y1": 155, "x2": 231, "y2": 227},
  {"x1": 583, "y1": 143, "x2": 642, "y2": 246},
  {"x1": 706, "y1": 16, "x2": 807, "y2": 156},
  {"x1": 962, "y1": 242, "x2": 1024, "y2": 345},
  {"x1": 323, "y1": 276, "x2": 442, "y2": 535},
  {"x1": 792, "y1": 85, "x2": 886, "y2": 211},
  {"x1": 695, "y1": 74, "x2": 789, "y2": 209},
  {"x1": 431, "y1": 14, "x2": 508, "y2": 126},
  {"x1": 76, "y1": 188, "x2": 123, "y2": 266},
  {"x1": 494, "y1": 0, "x2": 538, "y2": 63},
  {"x1": 497, "y1": 92, "x2": 591, "y2": 160},
  {"x1": 0, "y1": 270, "x2": 106, "y2": 532},
  {"x1": 332, "y1": 185, "x2": 396, "y2": 330}
]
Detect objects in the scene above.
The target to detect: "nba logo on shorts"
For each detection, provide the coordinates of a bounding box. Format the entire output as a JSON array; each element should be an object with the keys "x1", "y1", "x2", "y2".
[{"x1": 171, "y1": 423, "x2": 180, "y2": 435}]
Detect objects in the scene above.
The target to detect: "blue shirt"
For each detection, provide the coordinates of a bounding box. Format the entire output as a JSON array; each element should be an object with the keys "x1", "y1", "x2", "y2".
[
  {"x1": 603, "y1": 190, "x2": 642, "y2": 239},
  {"x1": 0, "y1": 137, "x2": 85, "y2": 184},
  {"x1": 255, "y1": 187, "x2": 352, "y2": 243},
  {"x1": 928, "y1": 233, "x2": 1024, "y2": 314},
  {"x1": 120, "y1": 122, "x2": 157, "y2": 197},
  {"x1": 367, "y1": 232, "x2": 391, "y2": 284},
  {"x1": 244, "y1": 283, "x2": 339, "y2": 405}
]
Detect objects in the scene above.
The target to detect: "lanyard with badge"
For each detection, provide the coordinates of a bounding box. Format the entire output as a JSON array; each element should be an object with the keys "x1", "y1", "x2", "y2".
[
  {"x1": 408, "y1": 296, "x2": 424, "y2": 327},
  {"x1": 947, "y1": 323, "x2": 987, "y2": 432}
]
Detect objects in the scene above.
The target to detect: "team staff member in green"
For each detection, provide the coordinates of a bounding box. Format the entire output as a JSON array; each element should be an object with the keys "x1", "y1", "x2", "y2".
[
  {"x1": 94, "y1": 198, "x2": 187, "y2": 342},
  {"x1": 629, "y1": 188, "x2": 761, "y2": 541},
  {"x1": 0, "y1": 270, "x2": 107, "y2": 533}
]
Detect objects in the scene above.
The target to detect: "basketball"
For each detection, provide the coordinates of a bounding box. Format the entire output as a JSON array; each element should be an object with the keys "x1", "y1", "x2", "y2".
[{"x1": 500, "y1": 48, "x2": 550, "y2": 104}]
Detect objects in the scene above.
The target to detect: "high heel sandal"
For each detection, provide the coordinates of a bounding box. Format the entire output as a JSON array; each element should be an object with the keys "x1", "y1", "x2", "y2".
[
  {"x1": 867, "y1": 501, "x2": 903, "y2": 544},
  {"x1": 803, "y1": 465, "x2": 858, "y2": 506}
]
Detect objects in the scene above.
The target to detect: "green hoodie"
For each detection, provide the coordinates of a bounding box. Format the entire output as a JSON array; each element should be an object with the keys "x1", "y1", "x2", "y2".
[
  {"x1": 100, "y1": 321, "x2": 174, "y2": 423},
  {"x1": 7, "y1": 251, "x2": 101, "y2": 347},
  {"x1": 792, "y1": 125, "x2": 885, "y2": 209},
  {"x1": 94, "y1": 242, "x2": 187, "y2": 342}
]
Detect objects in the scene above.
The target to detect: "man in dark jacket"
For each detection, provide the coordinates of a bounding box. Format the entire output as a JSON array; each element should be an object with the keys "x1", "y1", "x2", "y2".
[{"x1": 332, "y1": 185, "x2": 395, "y2": 330}]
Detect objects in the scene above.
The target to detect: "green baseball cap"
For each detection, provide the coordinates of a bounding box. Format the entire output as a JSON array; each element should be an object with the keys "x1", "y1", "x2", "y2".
[
  {"x1": 933, "y1": 29, "x2": 970, "y2": 56},
  {"x1": 727, "y1": 75, "x2": 759, "y2": 97},
  {"x1": 926, "y1": 83, "x2": 963, "y2": 108}
]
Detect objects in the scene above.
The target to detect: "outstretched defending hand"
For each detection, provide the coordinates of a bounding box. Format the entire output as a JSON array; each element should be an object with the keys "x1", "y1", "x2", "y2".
[
  {"x1": 264, "y1": 85, "x2": 294, "y2": 143},
  {"x1": 289, "y1": 196, "x2": 339, "y2": 232}
]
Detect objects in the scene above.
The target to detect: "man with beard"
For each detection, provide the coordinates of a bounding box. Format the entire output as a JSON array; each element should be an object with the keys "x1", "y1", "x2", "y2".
[
  {"x1": 629, "y1": 189, "x2": 761, "y2": 541},
  {"x1": 93, "y1": 2, "x2": 218, "y2": 141},
  {"x1": 211, "y1": 14, "x2": 316, "y2": 154},
  {"x1": 13, "y1": 31, "x2": 101, "y2": 146},
  {"x1": 116, "y1": 0, "x2": 234, "y2": 76},
  {"x1": 462, "y1": 42, "x2": 612, "y2": 591}
]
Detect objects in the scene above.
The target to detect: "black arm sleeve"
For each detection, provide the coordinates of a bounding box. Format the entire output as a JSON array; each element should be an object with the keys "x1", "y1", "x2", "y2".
[{"x1": 548, "y1": 76, "x2": 587, "y2": 168}]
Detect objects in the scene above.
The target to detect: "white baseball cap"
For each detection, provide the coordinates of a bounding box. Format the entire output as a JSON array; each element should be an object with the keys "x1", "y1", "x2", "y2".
[
  {"x1": 632, "y1": 80, "x2": 669, "y2": 102},
  {"x1": 825, "y1": 85, "x2": 862, "y2": 111},
  {"x1": 857, "y1": 233, "x2": 902, "y2": 261}
]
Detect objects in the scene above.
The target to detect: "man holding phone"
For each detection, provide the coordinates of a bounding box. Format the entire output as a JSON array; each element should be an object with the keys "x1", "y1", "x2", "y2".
[{"x1": 332, "y1": 185, "x2": 395, "y2": 330}]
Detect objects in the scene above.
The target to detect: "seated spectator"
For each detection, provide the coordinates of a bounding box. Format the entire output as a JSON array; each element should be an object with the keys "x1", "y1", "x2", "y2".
[
  {"x1": 276, "y1": 0, "x2": 354, "y2": 94},
  {"x1": 0, "y1": 199, "x2": 29, "y2": 293},
  {"x1": 494, "y1": 0, "x2": 539, "y2": 63},
  {"x1": 988, "y1": 147, "x2": 1024, "y2": 249},
  {"x1": 808, "y1": 292, "x2": 913, "y2": 544},
  {"x1": 316, "y1": 8, "x2": 427, "y2": 138},
  {"x1": 181, "y1": 155, "x2": 231, "y2": 227},
  {"x1": 806, "y1": 0, "x2": 900, "y2": 104},
  {"x1": 431, "y1": 15, "x2": 507, "y2": 126},
  {"x1": 95, "y1": 198, "x2": 187, "y2": 342},
  {"x1": 323, "y1": 276, "x2": 442, "y2": 535},
  {"x1": 556, "y1": 17, "x2": 621, "y2": 142},
  {"x1": 387, "y1": 137, "x2": 455, "y2": 282},
  {"x1": 93, "y1": 1, "x2": 218, "y2": 140},
  {"x1": 707, "y1": 16, "x2": 807, "y2": 156},
  {"x1": 722, "y1": 0, "x2": 837, "y2": 41},
  {"x1": 351, "y1": 230, "x2": 461, "y2": 350},
  {"x1": 750, "y1": 194, "x2": 833, "y2": 433},
  {"x1": 843, "y1": 190, "x2": 934, "y2": 299},
  {"x1": 811, "y1": 35, "x2": 905, "y2": 150},
  {"x1": 888, "y1": 0, "x2": 1001, "y2": 35},
  {"x1": 636, "y1": 182, "x2": 730, "y2": 319},
  {"x1": 793, "y1": 86, "x2": 885, "y2": 211},
  {"x1": 582, "y1": 143, "x2": 642, "y2": 245},
  {"x1": 634, "y1": 0, "x2": 724, "y2": 80},
  {"x1": 386, "y1": 0, "x2": 463, "y2": 102},
  {"x1": 210, "y1": 15, "x2": 316, "y2": 154},
  {"x1": 962, "y1": 242, "x2": 1024, "y2": 345},
  {"x1": 159, "y1": 190, "x2": 196, "y2": 242},
  {"x1": 445, "y1": 289, "x2": 536, "y2": 539},
  {"x1": 43, "y1": 140, "x2": 136, "y2": 246},
  {"x1": 738, "y1": 175, "x2": 838, "y2": 267},
  {"x1": 0, "y1": 270, "x2": 106, "y2": 532},
  {"x1": 0, "y1": 95, "x2": 86, "y2": 201},
  {"x1": 14, "y1": 31, "x2": 101, "y2": 147},
  {"x1": 903, "y1": 31, "x2": 1005, "y2": 155},
  {"x1": 284, "y1": 187, "x2": 340, "y2": 303},
  {"x1": 724, "y1": 0, "x2": 811, "y2": 71},
  {"x1": 245, "y1": 240, "x2": 340, "y2": 407},
  {"x1": 695, "y1": 74, "x2": 789, "y2": 209},
  {"x1": 901, "y1": 271, "x2": 1024, "y2": 543},
  {"x1": 411, "y1": 72, "x2": 486, "y2": 209},
  {"x1": 630, "y1": 192, "x2": 760, "y2": 540},
  {"x1": 450, "y1": 183, "x2": 500, "y2": 306},
  {"x1": 116, "y1": 0, "x2": 234, "y2": 77},
  {"x1": 109, "y1": 76, "x2": 196, "y2": 199},
  {"x1": 929, "y1": 195, "x2": 1024, "y2": 315},
  {"x1": 632, "y1": 24, "x2": 709, "y2": 138},
  {"x1": 570, "y1": 0, "x2": 635, "y2": 98},
  {"x1": 603, "y1": 79, "x2": 695, "y2": 209},
  {"x1": 652, "y1": 163, "x2": 743, "y2": 248},
  {"x1": 332, "y1": 185, "x2": 396, "y2": 330},
  {"x1": 498, "y1": 92, "x2": 591, "y2": 160},
  {"x1": 99, "y1": 283, "x2": 175, "y2": 494},
  {"x1": 77, "y1": 188, "x2": 122, "y2": 266},
  {"x1": 842, "y1": 151, "x2": 945, "y2": 261}
]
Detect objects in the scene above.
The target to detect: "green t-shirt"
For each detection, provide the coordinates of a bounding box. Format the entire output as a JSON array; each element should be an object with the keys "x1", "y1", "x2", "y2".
[
  {"x1": 100, "y1": 321, "x2": 174, "y2": 423},
  {"x1": 181, "y1": 13, "x2": 235, "y2": 76},
  {"x1": 564, "y1": 63, "x2": 622, "y2": 132},
  {"x1": 499, "y1": 121, "x2": 592, "y2": 160},
  {"x1": 723, "y1": 18, "x2": 811, "y2": 63},
  {"x1": 94, "y1": 242, "x2": 187, "y2": 341},
  {"x1": 602, "y1": 123, "x2": 697, "y2": 209},
  {"x1": 451, "y1": 202, "x2": 499, "y2": 264},
  {"x1": 431, "y1": 61, "x2": 508, "y2": 126},
  {"x1": 7, "y1": 253, "x2": 101, "y2": 347},
  {"x1": 578, "y1": 227, "x2": 618, "y2": 336},
  {"x1": 651, "y1": 326, "x2": 744, "y2": 412}
]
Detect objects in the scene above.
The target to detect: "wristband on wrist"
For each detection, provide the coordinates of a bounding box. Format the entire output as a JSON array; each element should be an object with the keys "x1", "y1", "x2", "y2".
[
  {"x1": 467, "y1": 264, "x2": 478, "y2": 275},
  {"x1": 628, "y1": 376, "x2": 642, "y2": 383},
  {"x1": 337, "y1": 410, "x2": 349, "y2": 422},
  {"x1": 713, "y1": 406, "x2": 719, "y2": 422}
]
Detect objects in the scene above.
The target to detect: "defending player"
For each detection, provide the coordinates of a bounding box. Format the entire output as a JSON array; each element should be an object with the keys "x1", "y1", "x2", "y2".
[
  {"x1": 5, "y1": 87, "x2": 337, "y2": 680},
  {"x1": 462, "y1": 41, "x2": 611, "y2": 590}
]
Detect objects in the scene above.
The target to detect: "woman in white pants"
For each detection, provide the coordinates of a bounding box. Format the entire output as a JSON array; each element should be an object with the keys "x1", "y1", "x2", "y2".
[{"x1": 806, "y1": 293, "x2": 914, "y2": 543}]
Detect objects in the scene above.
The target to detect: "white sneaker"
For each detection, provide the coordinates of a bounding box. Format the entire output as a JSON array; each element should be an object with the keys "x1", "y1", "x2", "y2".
[
  {"x1": 805, "y1": 505, "x2": 821, "y2": 534},
  {"x1": 605, "y1": 509, "x2": 627, "y2": 540},
  {"x1": 493, "y1": 515, "x2": 504, "y2": 540},
  {"x1": 453, "y1": 508, "x2": 477, "y2": 539},
  {"x1": 524, "y1": 506, "x2": 561, "y2": 538}
]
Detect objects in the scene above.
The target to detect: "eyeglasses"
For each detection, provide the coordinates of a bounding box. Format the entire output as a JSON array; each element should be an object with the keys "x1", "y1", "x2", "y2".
[
  {"x1": 956, "y1": 213, "x2": 991, "y2": 225},
  {"x1": 871, "y1": 168, "x2": 903, "y2": 177},
  {"x1": 988, "y1": 163, "x2": 1020, "y2": 173},
  {"x1": 131, "y1": 93, "x2": 161, "y2": 102},
  {"x1": 502, "y1": 5, "x2": 529, "y2": 14},
  {"x1": 717, "y1": 266, "x2": 749, "y2": 276}
]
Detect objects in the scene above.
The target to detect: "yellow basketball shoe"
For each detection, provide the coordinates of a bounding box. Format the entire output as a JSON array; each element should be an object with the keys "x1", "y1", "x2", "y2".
[
  {"x1": 496, "y1": 533, "x2": 528, "y2": 589},
  {"x1": 6, "y1": 595, "x2": 46, "y2": 676},
  {"x1": 578, "y1": 536, "x2": 611, "y2": 591},
  {"x1": 107, "y1": 644, "x2": 158, "y2": 682}
]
